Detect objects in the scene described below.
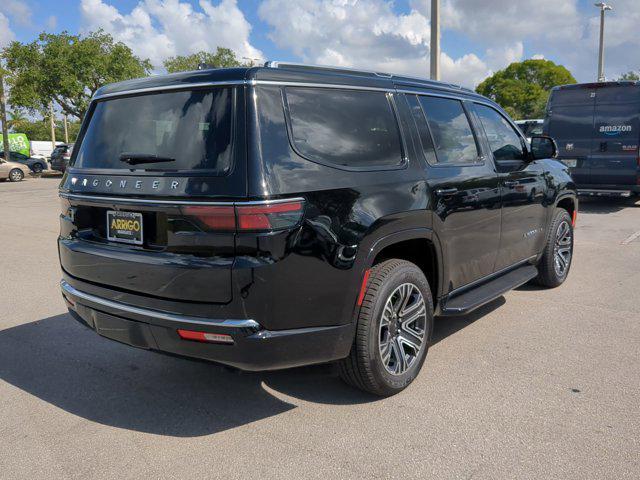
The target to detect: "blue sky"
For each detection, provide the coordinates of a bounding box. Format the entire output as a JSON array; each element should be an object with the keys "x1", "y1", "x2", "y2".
[{"x1": 2, "y1": 0, "x2": 639, "y2": 87}]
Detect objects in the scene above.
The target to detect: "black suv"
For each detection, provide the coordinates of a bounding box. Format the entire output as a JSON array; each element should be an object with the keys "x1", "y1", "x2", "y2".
[
  {"x1": 58, "y1": 63, "x2": 577, "y2": 396},
  {"x1": 50, "y1": 144, "x2": 73, "y2": 172}
]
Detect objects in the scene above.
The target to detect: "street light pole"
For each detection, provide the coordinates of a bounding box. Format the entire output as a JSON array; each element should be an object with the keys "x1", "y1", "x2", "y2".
[
  {"x1": 595, "y1": 2, "x2": 613, "y2": 82},
  {"x1": 430, "y1": 0, "x2": 440, "y2": 81}
]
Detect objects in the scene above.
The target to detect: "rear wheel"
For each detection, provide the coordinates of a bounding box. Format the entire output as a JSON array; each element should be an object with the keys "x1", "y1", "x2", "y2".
[
  {"x1": 338, "y1": 259, "x2": 433, "y2": 396},
  {"x1": 535, "y1": 209, "x2": 573, "y2": 287},
  {"x1": 9, "y1": 169, "x2": 24, "y2": 182},
  {"x1": 32, "y1": 163, "x2": 44, "y2": 174}
]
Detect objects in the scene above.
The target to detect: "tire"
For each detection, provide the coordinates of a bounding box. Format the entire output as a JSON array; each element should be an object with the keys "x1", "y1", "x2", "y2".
[
  {"x1": 32, "y1": 163, "x2": 43, "y2": 174},
  {"x1": 535, "y1": 209, "x2": 574, "y2": 288},
  {"x1": 338, "y1": 259, "x2": 433, "y2": 396},
  {"x1": 9, "y1": 168, "x2": 24, "y2": 182}
]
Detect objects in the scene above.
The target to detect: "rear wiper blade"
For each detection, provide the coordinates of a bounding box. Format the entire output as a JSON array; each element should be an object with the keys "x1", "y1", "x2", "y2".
[{"x1": 119, "y1": 153, "x2": 176, "y2": 165}]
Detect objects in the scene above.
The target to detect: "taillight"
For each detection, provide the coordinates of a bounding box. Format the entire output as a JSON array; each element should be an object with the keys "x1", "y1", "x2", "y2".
[
  {"x1": 181, "y1": 205, "x2": 236, "y2": 231},
  {"x1": 181, "y1": 200, "x2": 304, "y2": 232},
  {"x1": 236, "y1": 201, "x2": 304, "y2": 231}
]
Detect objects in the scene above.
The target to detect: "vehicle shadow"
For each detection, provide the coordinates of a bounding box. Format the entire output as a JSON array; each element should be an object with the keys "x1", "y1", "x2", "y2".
[
  {"x1": 579, "y1": 195, "x2": 639, "y2": 214},
  {"x1": 0, "y1": 301, "x2": 505, "y2": 437}
]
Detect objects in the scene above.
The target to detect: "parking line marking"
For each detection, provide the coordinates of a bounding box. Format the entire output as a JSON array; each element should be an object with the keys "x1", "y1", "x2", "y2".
[{"x1": 621, "y1": 230, "x2": 640, "y2": 245}]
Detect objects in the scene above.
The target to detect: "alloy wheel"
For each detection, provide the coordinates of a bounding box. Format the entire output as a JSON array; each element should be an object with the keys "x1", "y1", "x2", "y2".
[
  {"x1": 553, "y1": 220, "x2": 573, "y2": 277},
  {"x1": 9, "y1": 169, "x2": 23, "y2": 182},
  {"x1": 378, "y1": 283, "x2": 427, "y2": 375}
]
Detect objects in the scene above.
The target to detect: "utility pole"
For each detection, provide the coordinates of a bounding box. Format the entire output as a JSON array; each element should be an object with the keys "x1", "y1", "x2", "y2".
[
  {"x1": 0, "y1": 68, "x2": 10, "y2": 162},
  {"x1": 430, "y1": 0, "x2": 441, "y2": 81},
  {"x1": 595, "y1": 2, "x2": 613, "y2": 82},
  {"x1": 49, "y1": 102, "x2": 56, "y2": 149},
  {"x1": 63, "y1": 114, "x2": 69, "y2": 144}
]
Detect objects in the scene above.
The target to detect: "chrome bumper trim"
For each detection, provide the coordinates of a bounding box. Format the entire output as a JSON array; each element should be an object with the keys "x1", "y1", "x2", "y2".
[{"x1": 60, "y1": 280, "x2": 260, "y2": 329}]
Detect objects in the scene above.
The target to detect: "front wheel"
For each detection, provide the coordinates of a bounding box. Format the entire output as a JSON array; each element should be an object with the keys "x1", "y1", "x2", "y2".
[
  {"x1": 535, "y1": 209, "x2": 574, "y2": 287},
  {"x1": 9, "y1": 168, "x2": 24, "y2": 182},
  {"x1": 32, "y1": 163, "x2": 44, "y2": 173},
  {"x1": 338, "y1": 259, "x2": 433, "y2": 396}
]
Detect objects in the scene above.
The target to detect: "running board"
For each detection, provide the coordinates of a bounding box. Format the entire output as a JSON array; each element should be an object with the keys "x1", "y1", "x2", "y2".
[{"x1": 440, "y1": 265, "x2": 538, "y2": 316}]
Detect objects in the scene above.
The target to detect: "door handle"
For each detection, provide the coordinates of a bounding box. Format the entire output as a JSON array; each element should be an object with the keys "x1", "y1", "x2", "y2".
[
  {"x1": 435, "y1": 188, "x2": 458, "y2": 196},
  {"x1": 503, "y1": 181, "x2": 519, "y2": 188}
]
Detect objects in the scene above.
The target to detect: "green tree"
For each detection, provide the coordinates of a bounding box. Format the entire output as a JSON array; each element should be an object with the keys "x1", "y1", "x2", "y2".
[
  {"x1": 476, "y1": 59, "x2": 576, "y2": 119},
  {"x1": 163, "y1": 47, "x2": 246, "y2": 73},
  {"x1": 618, "y1": 71, "x2": 640, "y2": 81},
  {"x1": 9, "y1": 116, "x2": 81, "y2": 142},
  {"x1": 2, "y1": 30, "x2": 151, "y2": 121},
  {"x1": 7, "y1": 109, "x2": 27, "y2": 129}
]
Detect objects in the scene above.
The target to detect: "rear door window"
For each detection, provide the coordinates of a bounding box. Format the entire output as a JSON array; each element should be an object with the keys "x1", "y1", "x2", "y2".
[
  {"x1": 474, "y1": 104, "x2": 527, "y2": 161},
  {"x1": 73, "y1": 88, "x2": 234, "y2": 174},
  {"x1": 417, "y1": 96, "x2": 479, "y2": 164},
  {"x1": 284, "y1": 87, "x2": 403, "y2": 168}
]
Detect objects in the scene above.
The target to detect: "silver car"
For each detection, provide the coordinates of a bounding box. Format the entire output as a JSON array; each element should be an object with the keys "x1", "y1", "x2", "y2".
[{"x1": 0, "y1": 159, "x2": 30, "y2": 182}]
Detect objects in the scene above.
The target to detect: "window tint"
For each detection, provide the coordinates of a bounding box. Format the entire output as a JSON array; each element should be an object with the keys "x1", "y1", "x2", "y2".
[
  {"x1": 74, "y1": 88, "x2": 233, "y2": 173},
  {"x1": 418, "y1": 96, "x2": 478, "y2": 164},
  {"x1": 406, "y1": 95, "x2": 436, "y2": 162},
  {"x1": 285, "y1": 87, "x2": 403, "y2": 168},
  {"x1": 475, "y1": 104, "x2": 526, "y2": 161}
]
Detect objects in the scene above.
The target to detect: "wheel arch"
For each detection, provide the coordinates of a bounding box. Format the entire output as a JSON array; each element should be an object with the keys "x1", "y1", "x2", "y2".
[
  {"x1": 555, "y1": 194, "x2": 578, "y2": 223},
  {"x1": 363, "y1": 229, "x2": 442, "y2": 304}
]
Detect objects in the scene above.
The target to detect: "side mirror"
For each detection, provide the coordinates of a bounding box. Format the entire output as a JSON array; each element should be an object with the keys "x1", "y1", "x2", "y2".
[{"x1": 530, "y1": 135, "x2": 558, "y2": 160}]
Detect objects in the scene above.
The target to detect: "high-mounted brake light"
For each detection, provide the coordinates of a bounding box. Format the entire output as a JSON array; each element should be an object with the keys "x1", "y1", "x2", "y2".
[
  {"x1": 182, "y1": 200, "x2": 304, "y2": 232},
  {"x1": 177, "y1": 329, "x2": 234, "y2": 344}
]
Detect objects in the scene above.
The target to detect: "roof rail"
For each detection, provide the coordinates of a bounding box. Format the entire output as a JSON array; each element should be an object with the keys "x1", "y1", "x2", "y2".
[
  {"x1": 263, "y1": 60, "x2": 472, "y2": 93},
  {"x1": 264, "y1": 60, "x2": 393, "y2": 78}
]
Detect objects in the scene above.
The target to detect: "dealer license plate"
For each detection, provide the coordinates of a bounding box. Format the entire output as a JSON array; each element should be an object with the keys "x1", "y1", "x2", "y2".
[{"x1": 106, "y1": 210, "x2": 143, "y2": 245}]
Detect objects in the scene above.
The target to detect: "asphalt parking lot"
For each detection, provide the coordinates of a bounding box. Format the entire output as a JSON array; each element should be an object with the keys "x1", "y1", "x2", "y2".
[{"x1": 1, "y1": 178, "x2": 639, "y2": 479}]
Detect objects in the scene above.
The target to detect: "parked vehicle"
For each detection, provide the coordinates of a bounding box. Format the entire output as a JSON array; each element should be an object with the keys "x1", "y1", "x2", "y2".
[
  {"x1": 516, "y1": 119, "x2": 544, "y2": 142},
  {"x1": 0, "y1": 158, "x2": 30, "y2": 182},
  {"x1": 31, "y1": 140, "x2": 65, "y2": 159},
  {"x1": 50, "y1": 144, "x2": 74, "y2": 172},
  {"x1": 58, "y1": 63, "x2": 577, "y2": 396},
  {"x1": 544, "y1": 81, "x2": 640, "y2": 197},
  {"x1": 0, "y1": 133, "x2": 30, "y2": 156},
  {"x1": 0, "y1": 151, "x2": 48, "y2": 173}
]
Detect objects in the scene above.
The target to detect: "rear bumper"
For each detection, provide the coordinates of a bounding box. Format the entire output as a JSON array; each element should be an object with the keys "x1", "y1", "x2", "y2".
[{"x1": 61, "y1": 280, "x2": 354, "y2": 371}]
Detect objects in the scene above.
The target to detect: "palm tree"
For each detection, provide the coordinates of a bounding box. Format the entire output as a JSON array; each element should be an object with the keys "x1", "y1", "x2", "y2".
[{"x1": 7, "y1": 110, "x2": 27, "y2": 131}]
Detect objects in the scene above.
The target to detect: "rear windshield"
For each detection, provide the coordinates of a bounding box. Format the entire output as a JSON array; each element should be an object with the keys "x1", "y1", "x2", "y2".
[{"x1": 73, "y1": 88, "x2": 234, "y2": 173}]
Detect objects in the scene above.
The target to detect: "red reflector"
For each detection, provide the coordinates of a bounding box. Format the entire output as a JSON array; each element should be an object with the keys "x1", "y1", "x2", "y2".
[
  {"x1": 177, "y1": 329, "x2": 234, "y2": 344},
  {"x1": 182, "y1": 205, "x2": 236, "y2": 230},
  {"x1": 62, "y1": 294, "x2": 75, "y2": 307},
  {"x1": 236, "y1": 201, "x2": 303, "y2": 231},
  {"x1": 357, "y1": 269, "x2": 371, "y2": 306},
  {"x1": 572, "y1": 209, "x2": 577, "y2": 226}
]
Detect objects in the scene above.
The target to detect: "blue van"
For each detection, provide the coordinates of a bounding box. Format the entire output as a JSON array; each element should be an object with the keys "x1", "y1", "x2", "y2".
[{"x1": 544, "y1": 82, "x2": 640, "y2": 197}]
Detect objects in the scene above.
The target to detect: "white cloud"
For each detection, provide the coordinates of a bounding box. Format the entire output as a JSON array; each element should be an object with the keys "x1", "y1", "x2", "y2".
[
  {"x1": 411, "y1": 0, "x2": 640, "y2": 82},
  {"x1": 0, "y1": 13, "x2": 15, "y2": 48},
  {"x1": 258, "y1": 0, "x2": 493, "y2": 88},
  {"x1": 79, "y1": 0, "x2": 263, "y2": 68},
  {"x1": 46, "y1": 15, "x2": 58, "y2": 30},
  {"x1": 1, "y1": 0, "x2": 32, "y2": 27},
  {"x1": 486, "y1": 42, "x2": 524, "y2": 71}
]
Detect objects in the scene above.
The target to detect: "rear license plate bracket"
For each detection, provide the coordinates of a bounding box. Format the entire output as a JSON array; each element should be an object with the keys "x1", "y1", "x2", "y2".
[{"x1": 106, "y1": 210, "x2": 143, "y2": 245}]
